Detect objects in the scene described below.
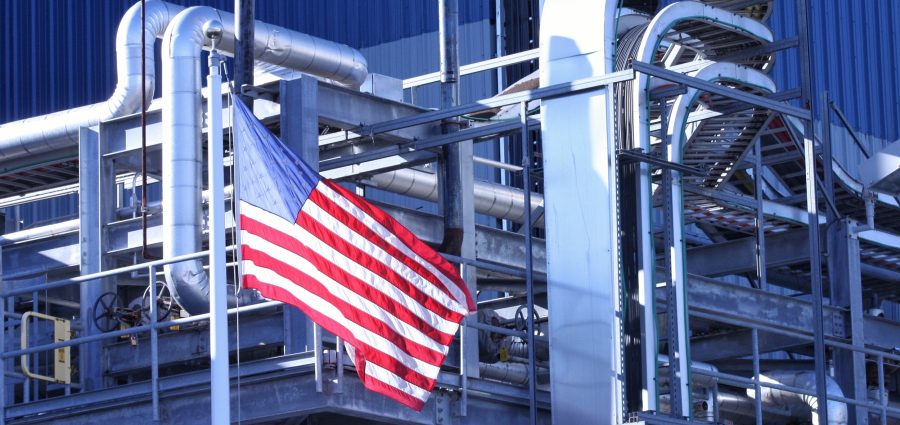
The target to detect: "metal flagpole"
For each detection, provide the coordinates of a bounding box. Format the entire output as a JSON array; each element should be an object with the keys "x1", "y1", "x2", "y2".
[{"x1": 205, "y1": 21, "x2": 231, "y2": 425}]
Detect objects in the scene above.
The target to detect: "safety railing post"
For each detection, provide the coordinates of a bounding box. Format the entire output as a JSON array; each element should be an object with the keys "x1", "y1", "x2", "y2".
[
  {"x1": 752, "y1": 328, "x2": 762, "y2": 425},
  {"x1": 459, "y1": 263, "x2": 468, "y2": 417},
  {"x1": 878, "y1": 354, "x2": 887, "y2": 425},
  {"x1": 149, "y1": 265, "x2": 160, "y2": 423}
]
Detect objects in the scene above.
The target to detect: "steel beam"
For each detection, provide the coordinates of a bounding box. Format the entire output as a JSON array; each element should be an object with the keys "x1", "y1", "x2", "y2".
[
  {"x1": 78, "y1": 126, "x2": 111, "y2": 392},
  {"x1": 686, "y1": 229, "x2": 810, "y2": 277},
  {"x1": 631, "y1": 61, "x2": 811, "y2": 120},
  {"x1": 4, "y1": 352, "x2": 547, "y2": 425},
  {"x1": 279, "y1": 77, "x2": 318, "y2": 355},
  {"x1": 828, "y1": 219, "x2": 868, "y2": 425}
]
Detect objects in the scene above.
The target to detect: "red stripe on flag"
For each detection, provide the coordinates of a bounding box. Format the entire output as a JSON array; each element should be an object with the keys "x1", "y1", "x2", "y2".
[
  {"x1": 360, "y1": 371, "x2": 428, "y2": 411},
  {"x1": 295, "y1": 209, "x2": 461, "y2": 340},
  {"x1": 242, "y1": 213, "x2": 463, "y2": 330},
  {"x1": 242, "y1": 243, "x2": 448, "y2": 367},
  {"x1": 322, "y1": 180, "x2": 475, "y2": 312},
  {"x1": 243, "y1": 275, "x2": 436, "y2": 411},
  {"x1": 307, "y1": 189, "x2": 464, "y2": 310}
]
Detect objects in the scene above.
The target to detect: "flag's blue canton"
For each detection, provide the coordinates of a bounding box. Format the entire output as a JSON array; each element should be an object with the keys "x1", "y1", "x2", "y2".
[{"x1": 233, "y1": 100, "x2": 319, "y2": 222}]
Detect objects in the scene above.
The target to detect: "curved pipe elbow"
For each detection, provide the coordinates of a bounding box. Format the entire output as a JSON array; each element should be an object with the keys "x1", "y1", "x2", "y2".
[
  {"x1": 0, "y1": 0, "x2": 183, "y2": 164},
  {"x1": 750, "y1": 371, "x2": 848, "y2": 425},
  {"x1": 161, "y1": 6, "x2": 368, "y2": 314}
]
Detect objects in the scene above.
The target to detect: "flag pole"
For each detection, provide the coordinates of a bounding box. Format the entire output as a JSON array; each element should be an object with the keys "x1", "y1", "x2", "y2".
[{"x1": 204, "y1": 22, "x2": 231, "y2": 425}]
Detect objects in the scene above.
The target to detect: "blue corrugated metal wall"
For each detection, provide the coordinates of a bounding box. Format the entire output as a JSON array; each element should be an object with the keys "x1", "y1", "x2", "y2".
[
  {"x1": 656, "y1": 0, "x2": 900, "y2": 143},
  {"x1": 0, "y1": 0, "x2": 491, "y2": 124},
  {"x1": 1, "y1": 0, "x2": 496, "y2": 229},
  {"x1": 768, "y1": 0, "x2": 900, "y2": 144}
]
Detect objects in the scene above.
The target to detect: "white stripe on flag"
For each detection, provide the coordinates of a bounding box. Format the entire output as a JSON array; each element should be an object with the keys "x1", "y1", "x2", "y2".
[
  {"x1": 241, "y1": 230, "x2": 450, "y2": 354},
  {"x1": 242, "y1": 202, "x2": 460, "y2": 335},
  {"x1": 301, "y1": 198, "x2": 465, "y2": 315},
  {"x1": 241, "y1": 260, "x2": 442, "y2": 379},
  {"x1": 314, "y1": 183, "x2": 471, "y2": 308},
  {"x1": 364, "y1": 360, "x2": 432, "y2": 403}
]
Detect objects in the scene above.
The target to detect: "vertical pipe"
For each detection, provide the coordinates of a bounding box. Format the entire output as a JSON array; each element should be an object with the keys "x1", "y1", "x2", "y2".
[
  {"x1": 459, "y1": 293, "x2": 468, "y2": 417},
  {"x1": 877, "y1": 354, "x2": 886, "y2": 425},
  {"x1": 335, "y1": 336, "x2": 344, "y2": 393},
  {"x1": 149, "y1": 265, "x2": 160, "y2": 423},
  {"x1": 754, "y1": 136, "x2": 767, "y2": 291},
  {"x1": 141, "y1": 0, "x2": 151, "y2": 260},
  {"x1": 207, "y1": 37, "x2": 231, "y2": 425},
  {"x1": 0, "y1": 268, "x2": 5, "y2": 425},
  {"x1": 752, "y1": 328, "x2": 762, "y2": 425},
  {"x1": 520, "y1": 101, "x2": 537, "y2": 425},
  {"x1": 439, "y1": 0, "x2": 463, "y2": 255},
  {"x1": 314, "y1": 321, "x2": 323, "y2": 392},
  {"x1": 234, "y1": 0, "x2": 255, "y2": 105},
  {"x1": 796, "y1": 1, "x2": 828, "y2": 424}
]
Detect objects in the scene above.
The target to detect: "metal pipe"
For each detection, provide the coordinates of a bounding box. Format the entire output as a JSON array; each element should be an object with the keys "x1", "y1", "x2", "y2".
[
  {"x1": 234, "y1": 0, "x2": 255, "y2": 105},
  {"x1": 160, "y1": 5, "x2": 368, "y2": 314},
  {"x1": 148, "y1": 265, "x2": 160, "y2": 422},
  {"x1": 479, "y1": 362, "x2": 549, "y2": 386},
  {"x1": 520, "y1": 100, "x2": 537, "y2": 425},
  {"x1": 0, "y1": 0, "x2": 185, "y2": 165},
  {"x1": 657, "y1": 354, "x2": 718, "y2": 390},
  {"x1": 204, "y1": 23, "x2": 230, "y2": 425},
  {"x1": 362, "y1": 168, "x2": 544, "y2": 226},
  {"x1": 749, "y1": 371, "x2": 848, "y2": 425},
  {"x1": 438, "y1": 0, "x2": 463, "y2": 255}
]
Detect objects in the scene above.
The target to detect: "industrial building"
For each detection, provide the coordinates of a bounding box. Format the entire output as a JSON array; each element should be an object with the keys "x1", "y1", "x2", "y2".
[{"x1": 0, "y1": 0, "x2": 899, "y2": 423}]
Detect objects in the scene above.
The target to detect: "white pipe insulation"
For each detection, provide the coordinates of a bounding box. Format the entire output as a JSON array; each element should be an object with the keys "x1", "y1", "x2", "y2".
[
  {"x1": 161, "y1": 6, "x2": 368, "y2": 314},
  {"x1": 749, "y1": 371, "x2": 849, "y2": 425},
  {"x1": 0, "y1": 0, "x2": 185, "y2": 166},
  {"x1": 362, "y1": 168, "x2": 545, "y2": 226}
]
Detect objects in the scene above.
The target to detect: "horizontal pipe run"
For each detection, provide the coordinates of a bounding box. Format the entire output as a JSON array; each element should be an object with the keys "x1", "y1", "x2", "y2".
[
  {"x1": 473, "y1": 155, "x2": 523, "y2": 172},
  {"x1": 441, "y1": 252, "x2": 547, "y2": 281},
  {"x1": 692, "y1": 368, "x2": 895, "y2": 417}
]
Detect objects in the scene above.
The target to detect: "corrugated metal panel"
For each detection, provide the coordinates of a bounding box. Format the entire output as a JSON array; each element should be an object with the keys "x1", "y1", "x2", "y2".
[
  {"x1": 0, "y1": 0, "x2": 490, "y2": 124},
  {"x1": 659, "y1": 0, "x2": 900, "y2": 142},
  {"x1": 769, "y1": 0, "x2": 900, "y2": 144},
  {"x1": 359, "y1": 19, "x2": 500, "y2": 225},
  {"x1": 1, "y1": 1, "x2": 496, "y2": 226}
]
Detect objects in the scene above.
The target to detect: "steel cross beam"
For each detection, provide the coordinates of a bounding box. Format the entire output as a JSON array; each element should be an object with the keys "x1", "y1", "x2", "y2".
[
  {"x1": 631, "y1": 61, "x2": 812, "y2": 121},
  {"x1": 353, "y1": 69, "x2": 634, "y2": 137}
]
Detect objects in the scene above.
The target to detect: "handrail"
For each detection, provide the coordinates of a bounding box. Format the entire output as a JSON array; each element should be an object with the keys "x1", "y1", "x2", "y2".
[
  {"x1": 403, "y1": 48, "x2": 540, "y2": 89},
  {"x1": 0, "y1": 249, "x2": 231, "y2": 298}
]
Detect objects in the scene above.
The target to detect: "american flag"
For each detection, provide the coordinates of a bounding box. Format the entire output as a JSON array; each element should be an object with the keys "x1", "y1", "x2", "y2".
[{"x1": 233, "y1": 99, "x2": 476, "y2": 410}]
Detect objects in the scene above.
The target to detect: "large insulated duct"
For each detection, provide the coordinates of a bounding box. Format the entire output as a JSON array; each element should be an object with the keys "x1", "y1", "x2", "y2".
[
  {"x1": 749, "y1": 371, "x2": 849, "y2": 425},
  {"x1": 162, "y1": 6, "x2": 367, "y2": 314},
  {"x1": 0, "y1": 0, "x2": 184, "y2": 166},
  {"x1": 362, "y1": 168, "x2": 545, "y2": 226}
]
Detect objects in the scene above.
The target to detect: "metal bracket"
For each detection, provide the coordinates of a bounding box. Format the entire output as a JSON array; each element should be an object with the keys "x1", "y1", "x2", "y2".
[{"x1": 434, "y1": 388, "x2": 453, "y2": 425}]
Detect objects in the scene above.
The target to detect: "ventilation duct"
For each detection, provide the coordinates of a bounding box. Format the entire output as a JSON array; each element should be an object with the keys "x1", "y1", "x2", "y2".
[
  {"x1": 0, "y1": 0, "x2": 184, "y2": 167},
  {"x1": 161, "y1": 6, "x2": 368, "y2": 314}
]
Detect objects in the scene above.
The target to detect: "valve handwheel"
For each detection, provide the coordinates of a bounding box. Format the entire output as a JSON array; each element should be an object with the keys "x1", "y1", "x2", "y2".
[
  {"x1": 141, "y1": 281, "x2": 174, "y2": 323},
  {"x1": 92, "y1": 292, "x2": 121, "y2": 333}
]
